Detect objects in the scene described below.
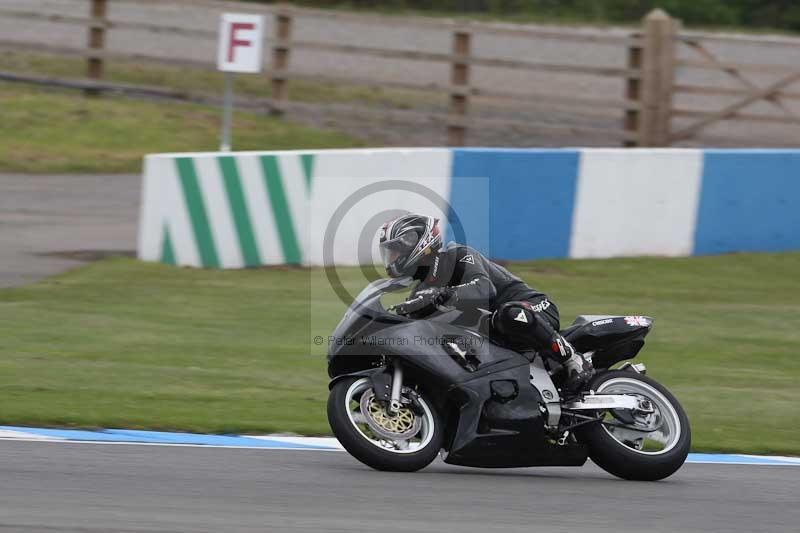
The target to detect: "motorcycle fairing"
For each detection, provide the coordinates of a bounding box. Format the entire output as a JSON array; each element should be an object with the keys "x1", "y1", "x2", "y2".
[
  {"x1": 329, "y1": 332, "x2": 587, "y2": 467},
  {"x1": 442, "y1": 361, "x2": 588, "y2": 468},
  {"x1": 327, "y1": 278, "x2": 589, "y2": 468}
]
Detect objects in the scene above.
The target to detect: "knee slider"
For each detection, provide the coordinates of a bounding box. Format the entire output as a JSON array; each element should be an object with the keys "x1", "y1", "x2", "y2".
[
  {"x1": 492, "y1": 300, "x2": 558, "y2": 351},
  {"x1": 492, "y1": 301, "x2": 531, "y2": 328},
  {"x1": 491, "y1": 301, "x2": 536, "y2": 348}
]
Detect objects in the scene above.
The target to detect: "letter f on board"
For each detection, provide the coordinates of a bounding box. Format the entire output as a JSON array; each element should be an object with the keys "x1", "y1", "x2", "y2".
[{"x1": 228, "y1": 22, "x2": 255, "y2": 62}]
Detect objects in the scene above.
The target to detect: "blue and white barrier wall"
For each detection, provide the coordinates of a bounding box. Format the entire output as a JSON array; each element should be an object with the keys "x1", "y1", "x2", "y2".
[{"x1": 138, "y1": 148, "x2": 800, "y2": 267}]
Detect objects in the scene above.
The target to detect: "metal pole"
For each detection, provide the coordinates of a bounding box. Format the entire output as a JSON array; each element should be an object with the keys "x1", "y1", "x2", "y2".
[{"x1": 220, "y1": 72, "x2": 233, "y2": 152}]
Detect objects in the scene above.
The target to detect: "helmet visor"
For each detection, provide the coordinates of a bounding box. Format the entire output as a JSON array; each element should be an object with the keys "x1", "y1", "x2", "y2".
[{"x1": 379, "y1": 231, "x2": 418, "y2": 272}]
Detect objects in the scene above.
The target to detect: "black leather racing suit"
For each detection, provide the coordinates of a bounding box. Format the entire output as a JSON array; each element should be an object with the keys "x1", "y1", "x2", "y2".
[{"x1": 409, "y1": 243, "x2": 561, "y2": 334}]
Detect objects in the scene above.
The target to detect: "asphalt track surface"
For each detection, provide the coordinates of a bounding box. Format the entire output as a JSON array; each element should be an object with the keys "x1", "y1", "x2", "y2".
[
  {"x1": 0, "y1": 174, "x2": 140, "y2": 288},
  {"x1": 2, "y1": 440, "x2": 798, "y2": 533}
]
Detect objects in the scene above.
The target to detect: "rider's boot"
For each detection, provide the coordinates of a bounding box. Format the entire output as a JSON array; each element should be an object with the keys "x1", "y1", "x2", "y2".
[{"x1": 550, "y1": 335, "x2": 593, "y2": 393}]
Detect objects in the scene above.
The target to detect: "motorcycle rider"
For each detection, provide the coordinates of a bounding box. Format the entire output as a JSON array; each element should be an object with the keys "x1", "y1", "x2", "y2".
[{"x1": 378, "y1": 212, "x2": 593, "y2": 392}]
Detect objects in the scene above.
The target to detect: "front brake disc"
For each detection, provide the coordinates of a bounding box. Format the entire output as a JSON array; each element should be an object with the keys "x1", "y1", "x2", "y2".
[{"x1": 359, "y1": 388, "x2": 421, "y2": 441}]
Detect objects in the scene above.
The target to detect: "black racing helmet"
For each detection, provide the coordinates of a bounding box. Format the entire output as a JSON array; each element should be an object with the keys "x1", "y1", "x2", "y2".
[{"x1": 378, "y1": 213, "x2": 442, "y2": 278}]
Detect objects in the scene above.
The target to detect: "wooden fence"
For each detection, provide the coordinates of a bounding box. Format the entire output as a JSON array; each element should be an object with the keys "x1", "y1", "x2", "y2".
[
  {"x1": 1, "y1": 0, "x2": 799, "y2": 147},
  {"x1": 671, "y1": 29, "x2": 800, "y2": 146}
]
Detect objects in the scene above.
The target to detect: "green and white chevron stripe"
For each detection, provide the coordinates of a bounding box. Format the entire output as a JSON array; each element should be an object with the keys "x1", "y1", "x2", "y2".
[
  {"x1": 139, "y1": 152, "x2": 313, "y2": 268},
  {"x1": 139, "y1": 148, "x2": 454, "y2": 268}
]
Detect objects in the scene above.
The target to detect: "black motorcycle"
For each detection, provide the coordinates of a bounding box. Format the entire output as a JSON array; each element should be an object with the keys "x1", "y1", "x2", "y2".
[{"x1": 326, "y1": 277, "x2": 691, "y2": 481}]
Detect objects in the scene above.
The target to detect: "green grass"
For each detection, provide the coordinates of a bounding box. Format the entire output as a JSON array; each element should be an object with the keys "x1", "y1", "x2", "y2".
[
  {"x1": 1, "y1": 253, "x2": 798, "y2": 454},
  {"x1": 0, "y1": 50, "x2": 432, "y2": 109},
  {"x1": 0, "y1": 84, "x2": 364, "y2": 173}
]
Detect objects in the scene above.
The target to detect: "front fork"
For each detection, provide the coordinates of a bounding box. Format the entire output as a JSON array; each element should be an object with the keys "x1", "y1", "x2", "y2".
[{"x1": 388, "y1": 360, "x2": 404, "y2": 414}]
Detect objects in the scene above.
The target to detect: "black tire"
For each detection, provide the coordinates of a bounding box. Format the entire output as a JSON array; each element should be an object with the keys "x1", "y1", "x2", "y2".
[
  {"x1": 327, "y1": 376, "x2": 444, "y2": 472},
  {"x1": 576, "y1": 370, "x2": 691, "y2": 481}
]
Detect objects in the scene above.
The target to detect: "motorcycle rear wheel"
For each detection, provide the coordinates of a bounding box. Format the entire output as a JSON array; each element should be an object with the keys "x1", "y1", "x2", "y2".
[
  {"x1": 576, "y1": 370, "x2": 691, "y2": 481},
  {"x1": 327, "y1": 376, "x2": 444, "y2": 472}
]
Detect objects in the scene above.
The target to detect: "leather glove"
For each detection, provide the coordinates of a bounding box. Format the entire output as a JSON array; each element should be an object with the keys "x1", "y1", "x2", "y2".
[
  {"x1": 390, "y1": 287, "x2": 453, "y2": 315},
  {"x1": 414, "y1": 287, "x2": 453, "y2": 306}
]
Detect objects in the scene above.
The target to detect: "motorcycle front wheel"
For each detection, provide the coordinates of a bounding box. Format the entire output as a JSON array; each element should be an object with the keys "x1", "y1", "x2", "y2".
[
  {"x1": 327, "y1": 376, "x2": 444, "y2": 472},
  {"x1": 576, "y1": 370, "x2": 691, "y2": 481}
]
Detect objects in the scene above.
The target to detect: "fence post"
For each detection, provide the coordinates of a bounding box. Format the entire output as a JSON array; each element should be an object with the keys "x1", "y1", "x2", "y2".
[
  {"x1": 270, "y1": 8, "x2": 293, "y2": 115},
  {"x1": 448, "y1": 30, "x2": 471, "y2": 147},
  {"x1": 86, "y1": 0, "x2": 107, "y2": 97},
  {"x1": 623, "y1": 35, "x2": 643, "y2": 147},
  {"x1": 630, "y1": 8, "x2": 677, "y2": 146}
]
